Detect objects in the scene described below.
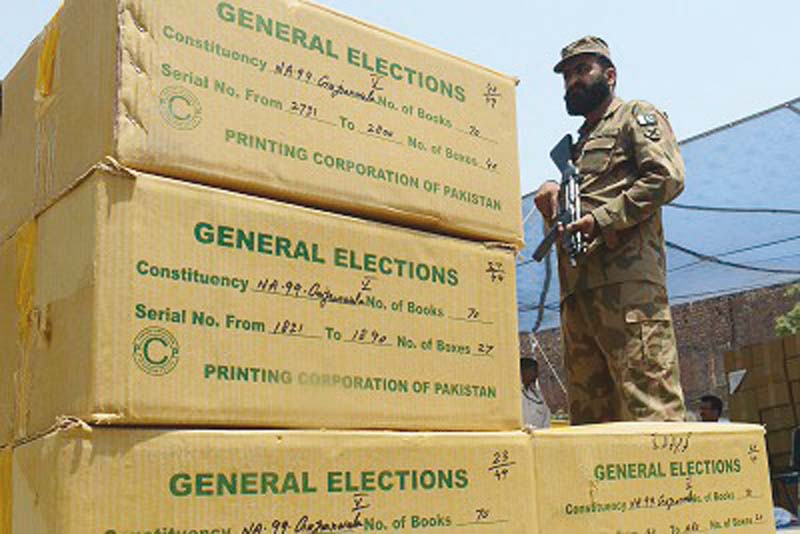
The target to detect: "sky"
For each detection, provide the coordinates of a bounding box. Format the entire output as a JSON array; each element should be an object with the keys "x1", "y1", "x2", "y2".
[{"x1": 2, "y1": 1, "x2": 798, "y2": 196}]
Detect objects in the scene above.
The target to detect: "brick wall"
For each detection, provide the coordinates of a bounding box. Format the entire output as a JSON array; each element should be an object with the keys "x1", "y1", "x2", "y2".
[{"x1": 519, "y1": 280, "x2": 800, "y2": 418}]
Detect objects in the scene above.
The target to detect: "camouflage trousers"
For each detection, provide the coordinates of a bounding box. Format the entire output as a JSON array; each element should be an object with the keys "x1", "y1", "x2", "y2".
[{"x1": 561, "y1": 281, "x2": 686, "y2": 424}]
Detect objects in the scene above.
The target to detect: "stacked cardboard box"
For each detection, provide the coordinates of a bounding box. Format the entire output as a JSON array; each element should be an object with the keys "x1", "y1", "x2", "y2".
[
  {"x1": 0, "y1": 169, "x2": 522, "y2": 440},
  {"x1": 726, "y1": 335, "x2": 800, "y2": 468},
  {"x1": 0, "y1": 0, "x2": 534, "y2": 532},
  {"x1": 0, "y1": 0, "x2": 522, "y2": 246},
  {"x1": 529, "y1": 423, "x2": 774, "y2": 533},
  {"x1": 4, "y1": 423, "x2": 538, "y2": 532}
]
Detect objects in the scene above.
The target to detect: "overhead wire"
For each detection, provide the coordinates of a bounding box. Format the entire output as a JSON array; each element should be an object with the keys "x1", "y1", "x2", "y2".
[
  {"x1": 669, "y1": 276, "x2": 800, "y2": 302},
  {"x1": 666, "y1": 241, "x2": 800, "y2": 275},
  {"x1": 668, "y1": 203, "x2": 800, "y2": 215},
  {"x1": 669, "y1": 234, "x2": 800, "y2": 272}
]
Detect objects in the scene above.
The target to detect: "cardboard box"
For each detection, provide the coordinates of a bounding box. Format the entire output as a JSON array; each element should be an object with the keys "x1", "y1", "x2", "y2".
[
  {"x1": 724, "y1": 346, "x2": 752, "y2": 373},
  {"x1": 0, "y1": 0, "x2": 522, "y2": 247},
  {"x1": 766, "y1": 429, "x2": 793, "y2": 457},
  {"x1": 0, "y1": 168, "x2": 521, "y2": 440},
  {"x1": 785, "y1": 334, "x2": 800, "y2": 359},
  {"x1": 750, "y1": 338, "x2": 786, "y2": 367},
  {"x1": 0, "y1": 245, "x2": 18, "y2": 446},
  {"x1": 760, "y1": 405, "x2": 796, "y2": 432},
  {"x1": 729, "y1": 389, "x2": 759, "y2": 423},
  {"x1": 530, "y1": 422, "x2": 774, "y2": 534},
  {"x1": 737, "y1": 358, "x2": 787, "y2": 391},
  {"x1": 755, "y1": 382, "x2": 791, "y2": 409},
  {"x1": 787, "y1": 355, "x2": 800, "y2": 382},
  {"x1": 1, "y1": 423, "x2": 536, "y2": 533}
]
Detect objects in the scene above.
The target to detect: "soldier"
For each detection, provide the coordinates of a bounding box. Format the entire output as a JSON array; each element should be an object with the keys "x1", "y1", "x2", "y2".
[{"x1": 534, "y1": 36, "x2": 687, "y2": 424}]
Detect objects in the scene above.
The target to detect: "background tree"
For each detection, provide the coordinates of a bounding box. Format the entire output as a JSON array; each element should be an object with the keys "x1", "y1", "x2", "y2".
[{"x1": 776, "y1": 284, "x2": 800, "y2": 336}]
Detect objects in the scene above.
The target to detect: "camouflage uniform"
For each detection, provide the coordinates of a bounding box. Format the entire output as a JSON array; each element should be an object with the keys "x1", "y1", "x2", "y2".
[{"x1": 552, "y1": 38, "x2": 687, "y2": 423}]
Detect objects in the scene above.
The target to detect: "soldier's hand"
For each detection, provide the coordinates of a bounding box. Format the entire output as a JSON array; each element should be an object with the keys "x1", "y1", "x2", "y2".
[
  {"x1": 567, "y1": 214, "x2": 598, "y2": 240},
  {"x1": 534, "y1": 181, "x2": 560, "y2": 220}
]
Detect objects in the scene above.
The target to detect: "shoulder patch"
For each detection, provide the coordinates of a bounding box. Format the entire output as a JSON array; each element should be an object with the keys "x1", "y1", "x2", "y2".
[
  {"x1": 643, "y1": 126, "x2": 661, "y2": 142},
  {"x1": 636, "y1": 113, "x2": 658, "y2": 127}
]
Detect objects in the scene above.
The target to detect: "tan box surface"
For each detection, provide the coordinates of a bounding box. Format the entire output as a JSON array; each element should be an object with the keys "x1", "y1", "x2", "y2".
[
  {"x1": 0, "y1": 242, "x2": 19, "y2": 446},
  {"x1": 760, "y1": 405, "x2": 796, "y2": 432},
  {"x1": 0, "y1": 0, "x2": 522, "y2": 246},
  {"x1": 787, "y1": 357, "x2": 800, "y2": 382},
  {"x1": 766, "y1": 429, "x2": 793, "y2": 456},
  {"x1": 1, "y1": 168, "x2": 520, "y2": 439},
  {"x1": 750, "y1": 338, "x2": 786, "y2": 367},
  {"x1": 3, "y1": 423, "x2": 536, "y2": 534},
  {"x1": 724, "y1": 346, "x2": 752, "y2": 373},
  {"x1": 729, "y1": 389, "x2": 759, "y2": 423},
  {"x1": 530, "y1": 423, "x2": 774, "y2": 534},
  {"x1": 785, "y1": 335, "x2": 800, "y2": 359},
  {"x1": 739, "y1": 359, "x2": 786, "y2": 391},
  {"x1": 755, "y1": 382, "x2": 791, "y2": 408}
]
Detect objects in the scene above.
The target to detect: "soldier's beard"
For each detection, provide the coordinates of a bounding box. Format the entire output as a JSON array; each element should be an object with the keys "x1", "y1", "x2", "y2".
[{"x1": 565, "y1": 77, "x2": 611, "y2": 116}]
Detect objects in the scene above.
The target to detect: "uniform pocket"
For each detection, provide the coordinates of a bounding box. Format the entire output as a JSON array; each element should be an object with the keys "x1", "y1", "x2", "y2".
[
  {"x1": 624, "y1": 304, "x2": 674, "y2": 368},
  {"x1": 579, "y1": 135, "x2": 617, "y2": 175}
]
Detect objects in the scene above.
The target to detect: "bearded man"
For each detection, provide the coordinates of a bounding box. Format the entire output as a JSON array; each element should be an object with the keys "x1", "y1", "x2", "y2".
[{"x1": 534, "y1": 36, "x2": 687, "y2": 424}]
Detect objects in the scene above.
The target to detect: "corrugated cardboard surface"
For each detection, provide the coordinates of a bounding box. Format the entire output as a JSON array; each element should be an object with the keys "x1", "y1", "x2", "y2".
[
  {"x1": 761, "y1": 405, "x2": 796, "y2": 432},
  {"x1": 0, "y1": 446, "x2": 10, "y2": 534},
  {"x1": 766, "y1": 429, "x2": 793, "y2": 456},
  {"x1": 724, "y1": 346, "x2": 752, "y2": 373},
  {"x1": 531, "y1": 422, "x2": 774, "y2": 533},
  {"x1": 750, "y1": 339, "x2": 786, "y2": 368},
  {"x1": 766, "y1": 423, "x2": 797, "y2": 469},
  {"x1": 729, "y1": 389, "x2": 759, "y2": 423},
  {"x1": 2, "y1": 168, "x2": 520, "y2": 438},
  {"x1": 727, "y1": 338, "x2": 800, "y2": 430},
  {"x1": 786, "y1": 335, "x2": 800, "y2": 359},
  {"x1": 755, "y1": 381, "x2": 791, "y2": 408},
  {"x1": 0, "y1": 32, "x2": 43, "y2": 255},
  {"x1": 741, "y1": 356, "x2": 786, "y2": 391},
  {"x1": 7, "y1": 424, "x2": 535, "y2": 534},
  {"x1": 0, "y1": 239, "x2": 18, "y2": 446},
  {"x1": 0, "y1": 0, "x2": 522, "y2": 247},
  {"x1": 787, "y1": 357, "x2": 800, "y2": 382}
]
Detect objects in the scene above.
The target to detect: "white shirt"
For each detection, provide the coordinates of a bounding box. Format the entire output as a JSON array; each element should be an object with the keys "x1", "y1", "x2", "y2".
[{"x1": 522, "y1": 382, "x2": 551, "y2": 429}]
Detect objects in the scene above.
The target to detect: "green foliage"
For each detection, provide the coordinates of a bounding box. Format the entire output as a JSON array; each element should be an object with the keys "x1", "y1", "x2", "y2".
[{"x1": 776, "y1": 284, "x2": 800, "y2": 336}]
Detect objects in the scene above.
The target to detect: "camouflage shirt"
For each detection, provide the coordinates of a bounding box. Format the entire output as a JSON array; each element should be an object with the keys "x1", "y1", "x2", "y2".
[{"x1": 557, "y1": 97, "x2": 685, "y2": 299}]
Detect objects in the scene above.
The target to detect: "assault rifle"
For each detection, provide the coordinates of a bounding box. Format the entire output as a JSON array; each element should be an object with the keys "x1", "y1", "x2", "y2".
[{"x1": 532, "y1": 134, "x2": 586, "y2": 267}]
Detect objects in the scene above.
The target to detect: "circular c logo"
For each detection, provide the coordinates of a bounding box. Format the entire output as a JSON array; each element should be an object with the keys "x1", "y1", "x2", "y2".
[
  {"x1": 159, "y1": 86, "x2": 202, "y2": 130},
  {"x1": 133, "y1": 327, "x2": 180, "y2": 376}
]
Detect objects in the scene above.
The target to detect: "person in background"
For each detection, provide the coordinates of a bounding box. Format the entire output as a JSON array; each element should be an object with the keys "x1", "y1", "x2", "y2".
[
  {"x1": 698, "y1": 394, "x2": 726, "y2": 422},
  {"x1": 521, "y1": 358, "x2": 552, "y2": 428}
]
